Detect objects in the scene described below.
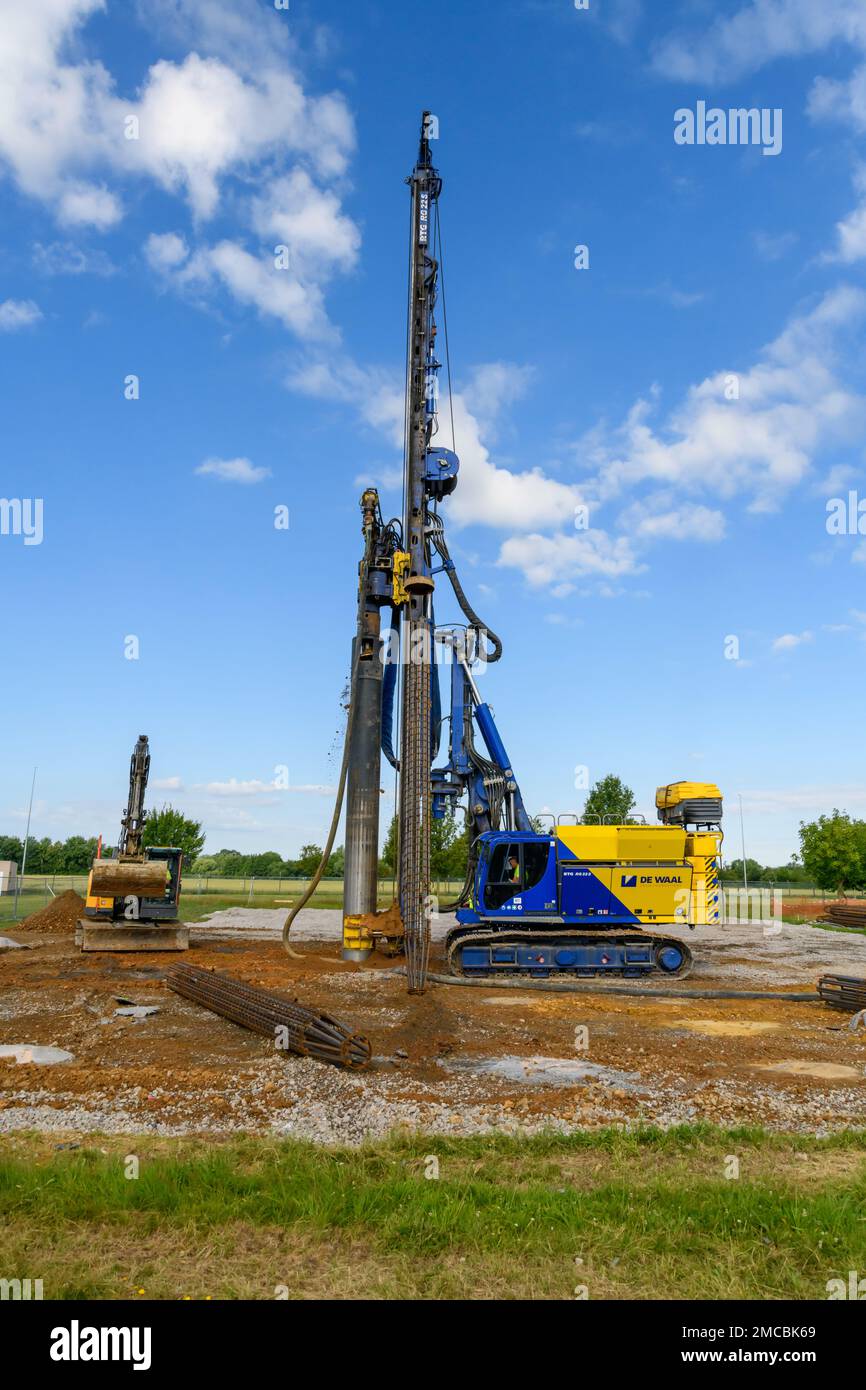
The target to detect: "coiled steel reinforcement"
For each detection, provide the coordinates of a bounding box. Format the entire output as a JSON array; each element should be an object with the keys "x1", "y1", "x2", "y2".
[{"x1": 168, "y1": 964, "x2": 372, "y2": 1070}]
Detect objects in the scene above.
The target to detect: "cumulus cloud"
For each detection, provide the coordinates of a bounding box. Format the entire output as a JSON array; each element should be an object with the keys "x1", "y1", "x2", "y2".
[
  {"x1": 134, "y1": 0, "x2": 292, "y2": 77},
  {"x1": 207, "y1": 241, "x2": 332, "y2": 339},
  {"x1": 0, "y1": 299, "x2": 42, "y2": 331},
  {"x1": 0, "y1": 4, "x2": 354, "y2": 219},
  {"x1": 618, "y1": 498, "x2": 726, "y2": 542},
  {"x1": 772, "y1": 630, "x2": 814, "y2": 651},
  {"x1": 195, "y1": 457, "x2": 271, "y2": 484},
  {"x1": 57, "y1": 181, "x2": 122, "y2": 229},
  {"x1": 126, "y1": 54, "x2": 351, "y2": 220},
  {"x1": 582, "y1": 288, "x2": 866, "y2": 514},
  {"x1": 446, "y1": 393, "x2": 584, "y2": 532},
  {"x1": 251, "y1": 169, "x2": 360, "y2": 280},
  {"x1": 650, "y1": 0, "x2": 866, "y2": 84},
  {"x1": 287, "y1": 356, "x2": 406, "y2": 444},
  {"x1": 822, "y1": 166, "x2": 866, "y2": 263},
  {"x1": 144, "y1": 231, "x2": 189, "y2": 270},
  {"x1": 0, "y1": 0, "x2": 357, "y2": 341},
  {"x1": 498, "y1": 531, "x2": 641, "y2": 592}
]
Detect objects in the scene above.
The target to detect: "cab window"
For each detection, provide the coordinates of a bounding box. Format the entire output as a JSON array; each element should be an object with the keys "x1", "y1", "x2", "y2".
[
  {"x1": 484, "y1": 843, "x2": 522, "y2": 909},
  {"x1": 523, "y1": 841, "x2": 549, "y2": 891}
]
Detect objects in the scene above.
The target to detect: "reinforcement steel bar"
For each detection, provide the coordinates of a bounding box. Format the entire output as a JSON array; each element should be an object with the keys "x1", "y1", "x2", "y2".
[
  {"x1": 168, "y1": 964, "x2": 372, "y2": 1070},
  {"x1": 398, "y1": 113, "x2": 440, "y2": 994},
  {"x1": 819, "y1": 902, "x2": 866, "y2": 929},
  {"x1": 818, "y1": 973, "x2": 866, "y2": 1013}
]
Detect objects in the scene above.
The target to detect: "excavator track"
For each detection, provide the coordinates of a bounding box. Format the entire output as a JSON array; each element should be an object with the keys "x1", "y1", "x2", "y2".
[{"x1": 445, "y1": 926, "x2": 693, "y2": 980}]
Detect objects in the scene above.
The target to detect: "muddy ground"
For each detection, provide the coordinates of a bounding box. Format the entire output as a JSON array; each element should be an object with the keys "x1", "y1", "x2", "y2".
[{"x1": 1, "y1": 909, "x2": 865, "y2": 1142}]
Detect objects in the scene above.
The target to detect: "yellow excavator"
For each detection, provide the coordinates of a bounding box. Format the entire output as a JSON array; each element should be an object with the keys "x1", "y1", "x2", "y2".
[{"x1": 77, "y1": 734, "x2": 188, "y2": 952}]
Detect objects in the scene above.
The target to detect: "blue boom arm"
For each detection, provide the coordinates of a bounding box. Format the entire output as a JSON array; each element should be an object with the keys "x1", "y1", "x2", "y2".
[{"x1": 432, "y1": 643, "x2": 532, "y2": 837}]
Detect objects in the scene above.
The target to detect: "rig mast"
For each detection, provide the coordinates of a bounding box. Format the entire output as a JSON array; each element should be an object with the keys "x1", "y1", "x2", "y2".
[{"x1": 398, "y1": 112, "x2": 443, "y2": 992}]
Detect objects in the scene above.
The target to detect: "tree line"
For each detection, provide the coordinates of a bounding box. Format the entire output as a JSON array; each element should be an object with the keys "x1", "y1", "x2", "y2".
[{"x1": 4, "y1": 788, "x2": 865, "y2": 893}]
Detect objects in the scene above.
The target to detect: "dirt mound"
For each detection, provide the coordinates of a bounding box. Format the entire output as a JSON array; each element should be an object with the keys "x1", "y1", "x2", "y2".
[{"x1": 20, "y1": 889, "x2": 85, "y2": 934}]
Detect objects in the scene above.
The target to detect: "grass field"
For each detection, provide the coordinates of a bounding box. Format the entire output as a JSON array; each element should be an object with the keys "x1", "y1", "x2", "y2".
[
  {"x1": 1, "y1": 1126, "x2": 864, "y2": 1300},
  {"x1": 177, "y1": 888, "x2": 398, "y2": 920}
]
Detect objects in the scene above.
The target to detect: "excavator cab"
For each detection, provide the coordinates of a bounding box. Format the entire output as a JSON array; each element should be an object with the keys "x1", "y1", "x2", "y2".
[{"x1": 469, "y1": 833, "x2": 557, "y2": 917}]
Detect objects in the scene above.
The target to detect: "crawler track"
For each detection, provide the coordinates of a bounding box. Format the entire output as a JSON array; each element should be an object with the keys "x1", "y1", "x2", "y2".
[{"x1": 445, "y1": 926, "x2": 694, "y2": 979}]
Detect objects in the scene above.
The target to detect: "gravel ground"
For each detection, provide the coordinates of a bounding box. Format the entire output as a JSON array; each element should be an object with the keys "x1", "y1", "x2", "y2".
[{"x1": 1, "y1": 909, "x2": 865, "y2": 1143}]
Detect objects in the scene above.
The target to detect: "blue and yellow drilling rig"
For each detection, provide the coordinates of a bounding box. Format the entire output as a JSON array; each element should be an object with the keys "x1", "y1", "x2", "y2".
[{"x1": 289, "y1": 114, "x2": 723, "y2": 992}]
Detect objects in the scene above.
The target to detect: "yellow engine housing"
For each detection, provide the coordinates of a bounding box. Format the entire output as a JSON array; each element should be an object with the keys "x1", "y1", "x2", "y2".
[{"x1": 556, "y1": 822, "x2": 722, "y2": 926}]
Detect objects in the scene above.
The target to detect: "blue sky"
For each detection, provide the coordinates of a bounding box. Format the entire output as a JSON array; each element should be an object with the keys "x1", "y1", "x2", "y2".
[{"x1": 1, "y1": 0, "x2": 866, "y2": 865}]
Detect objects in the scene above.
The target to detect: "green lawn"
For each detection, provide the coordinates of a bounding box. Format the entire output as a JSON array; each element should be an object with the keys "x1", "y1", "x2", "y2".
[
  {"x1": 178, "y1": 888, "x2": 396, "y2": 920},
  {"x1": 1, "y1": 1126, "x2": 864, "y2": 1300},
  {"x1": 0, "y1": 891, "x2": 50, "y2": 925}
]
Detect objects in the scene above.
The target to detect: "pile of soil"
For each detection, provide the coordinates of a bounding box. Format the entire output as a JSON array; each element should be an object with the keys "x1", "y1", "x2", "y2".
[{"x1": 20, "y1": 890, "x2": 85, "y2": 934}]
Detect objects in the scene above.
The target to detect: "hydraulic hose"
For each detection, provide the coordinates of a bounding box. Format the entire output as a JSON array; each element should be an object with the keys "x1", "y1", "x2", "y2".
[
  {"x1": 445, "y1": 562, "x2": 503, "y2": 663},
  {"x1": 281, "y1": 692, "x2": 356, "y2": 959},
  {"x1": 397, "y1": 968, "x2": 818, "y2": 1002}
]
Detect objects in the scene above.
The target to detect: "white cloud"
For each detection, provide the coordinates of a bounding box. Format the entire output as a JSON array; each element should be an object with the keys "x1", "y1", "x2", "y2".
[
  {"x1": 619, "y1": 498, "x2": 726, "y2": 542},
  {"x1": 754, "y1": 230, "x2": 799, "y2": 262},
  {"x1": 32, "y1": 240, "x2": 116, "y2": 275},
  {"x1": 650, "y1": 3, "x2": 866, "y2": 267},
  {"x1": 741, "y1": 783, "x2": 866, "y2": 814},
  {"x1": 134, "y1": 0, "x2": 292, "y2": 75},
  {"x1": 207, "y1": 241, "x2": 331, "y2": 339},
  {"x1": 0, "y1": 0, "x2": 357, "y2": 352},
  {"x1": 195, "y1": 457, "x2": 271, "y2": 484},
  {"x1": 251, "y1": 169, "x2": 360, "y2": 280},
  {"x1": 446, "y1": 393, "x2": 585, "y2": 532},
  {"x1": 809, "y1": 62, "x2": 866, "y2": 131},
  {"x1": 0, "y1": 299, "x2": 42, "y2": 331},
  {"x1": 205, "y1": 779, "x2": 280, "y2": 797},
  {"x1": 822, "y1": 166, "x2": 866, "y2": 263},
  {"x1": 497, "y1": 530, "x2": 641, "y2": 591},
  {"x1": 57, "y1": 181, "x2": 122, "y2": 228},
  {"x1": 152, "y1": 776, "x2": 182, "y2": 790},
  {"x1": 204, "y1": 778, "x2": 335, "y2": 797},
  {"x1": 120, "y1": 52, "x2": 354, "y2": 221},
  {"x1": 144, "y1": 231, "x2": 189, "y2": 270},
  {"x1": 583, "y1": 288, "x2": 866, "y2": 514},
  {"x1": 651, "y1": 0, "x2": 866, "y2": 84},
  {"x1": 460, "y1": 361, "x2": 535, "y2": 439},
  {"x1": 771, "y1": 630, "x2": 814, "y2": 651},
  {"x1": 158, "y1": 240, "x2": 333, "y2": 340},
  {"x1": 288, "y1": 356, "x2": 405, "y2": 444},
  {"x1": 603, "y1": 0, "x2": 643, "y2": 45}
]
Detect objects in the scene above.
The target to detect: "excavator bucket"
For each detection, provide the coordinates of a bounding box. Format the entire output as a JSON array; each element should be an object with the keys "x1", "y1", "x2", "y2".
[{"x1": 89, "y1": 859, "x2": 168, "y2": 899}]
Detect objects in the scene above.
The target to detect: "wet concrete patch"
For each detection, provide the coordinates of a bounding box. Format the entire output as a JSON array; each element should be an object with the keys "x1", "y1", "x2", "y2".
[
  {"x1": 441, "y1": 1054, "x2": 646, "y2": 1091},
  {"x1": 0, "y1": 1044, "x2": 74, "y2": 1065}
]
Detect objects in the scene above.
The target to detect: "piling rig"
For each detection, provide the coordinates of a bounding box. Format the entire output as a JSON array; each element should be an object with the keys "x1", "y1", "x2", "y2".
[{"x1": 289, "y1": 115, "x2": 724, "y2": 993}]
